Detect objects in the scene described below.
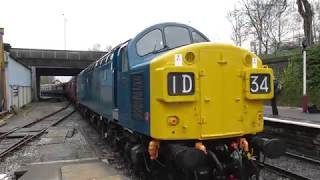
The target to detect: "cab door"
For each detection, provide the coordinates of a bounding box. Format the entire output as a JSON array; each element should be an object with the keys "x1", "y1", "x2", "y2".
[{"x1": 115, "y1": 44, "x2": 131, "y2": 126}]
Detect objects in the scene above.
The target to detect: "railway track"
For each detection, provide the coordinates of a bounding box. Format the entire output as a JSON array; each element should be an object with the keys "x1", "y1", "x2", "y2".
[
  {"x1": 285, "y1": 152, "x2": 320, "y2": 166},
  {"x1": 261, "y1": 152, "x2": 318, "y2": 180},
  {"x1": 263, "y1": 119, "x2": 320, "y2": 180},
  {"x1": 0, "y1": 104, "x2": 74, "y2": 159},
  {"x1": 0, "y1": 104, "x2": 69, "y2": 140},
  {"x1": 262, "y1": 163, "x2": 312, "y2": 180},
  {"x1": 264, "y1": 118, "x2": 320, "y2": 161}
]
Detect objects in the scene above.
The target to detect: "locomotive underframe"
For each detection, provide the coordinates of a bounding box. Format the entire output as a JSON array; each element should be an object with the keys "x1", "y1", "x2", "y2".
[{"x1": 76, "y1": 103, "x2": 282, "y2": 180}]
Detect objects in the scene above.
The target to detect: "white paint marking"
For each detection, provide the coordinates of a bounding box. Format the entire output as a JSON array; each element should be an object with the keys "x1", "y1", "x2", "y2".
[
  {"x1": 264, "y1": 117, "x2": 320, "y2": 129},
  {"x1": 182, "y1": 74, "x2": 192, "y2": 93},
  {"x1": 252, "y1": 57, "x2": 258, "y2": 68},
  {"x1": 172, "y1": 75, "x2": 176, "y2": 94},
  {"x1": 175, "y1": 54, "x2": 183, "y2": 67}
]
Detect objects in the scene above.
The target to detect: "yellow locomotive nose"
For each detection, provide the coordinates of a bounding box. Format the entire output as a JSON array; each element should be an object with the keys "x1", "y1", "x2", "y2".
[{"x1": 150, "y1": 43, "x2": 274, "y2": 140}]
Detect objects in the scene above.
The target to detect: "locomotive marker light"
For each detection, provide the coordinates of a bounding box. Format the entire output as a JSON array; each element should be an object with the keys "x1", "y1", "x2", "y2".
[
  {"x1": 168, "y1": 116, "x2": 179, "y2": 126},
  {"x1": 185, "y1": 52, "x2": 195, "y2": 64}
]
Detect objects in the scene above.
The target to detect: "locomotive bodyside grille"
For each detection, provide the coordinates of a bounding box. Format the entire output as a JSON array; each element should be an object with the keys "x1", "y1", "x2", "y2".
[{"x1": 131, "y1": 73, "x2": 145, "y2": 121}]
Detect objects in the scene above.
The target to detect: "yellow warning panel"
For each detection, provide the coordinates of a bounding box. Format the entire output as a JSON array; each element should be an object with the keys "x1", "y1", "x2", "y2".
[{"x1": 149, "y1": 43, "x2": 273, "y2": 140}]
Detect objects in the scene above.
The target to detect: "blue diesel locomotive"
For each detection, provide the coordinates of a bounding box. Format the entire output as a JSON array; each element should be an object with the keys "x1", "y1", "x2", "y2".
[{"x1": 68, "y1": 22, "x2": 285, "y2": 180}]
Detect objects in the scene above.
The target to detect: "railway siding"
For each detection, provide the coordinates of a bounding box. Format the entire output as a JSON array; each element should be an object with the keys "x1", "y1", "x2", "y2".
[{"x1": 0, "y1": 101, "x2": 131, "y2": 180}]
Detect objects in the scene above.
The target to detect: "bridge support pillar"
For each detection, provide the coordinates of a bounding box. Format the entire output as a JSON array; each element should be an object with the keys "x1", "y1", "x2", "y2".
[
  {"x1": 36, "y1": 74, "x2": 40, "y2": 100},
  {"x1": 31, "y1": 66, "x2": 39, "y2": 102}
]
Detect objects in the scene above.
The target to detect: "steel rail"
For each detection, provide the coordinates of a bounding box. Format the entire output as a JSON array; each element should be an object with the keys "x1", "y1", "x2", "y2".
[
  {"x1": 262, "y1": 163, "x2": 312, "y2": 180},
  {"x1": 0, "y1": 110, "x2": 75, "y2": 159},
  {"x1": 0, "y1": 127, "x2": 20, "y2": 140},
  {"x1": 0, "y1": 103, "x2": 70, "y2": 140},
  {"x1": 285, "y1": 152, "x2": 320, "y2": 165},
  {"x1": 0, "y1": 135, "x2": 30, "y2": 158},
  {"x1": 20, "y1": 103, "x2": 71, "y2": 128}
]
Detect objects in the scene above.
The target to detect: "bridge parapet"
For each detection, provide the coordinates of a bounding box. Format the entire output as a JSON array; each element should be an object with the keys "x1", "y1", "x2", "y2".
[{"x1": 10, "y1": 48, "x2": 106, "y2": 61}]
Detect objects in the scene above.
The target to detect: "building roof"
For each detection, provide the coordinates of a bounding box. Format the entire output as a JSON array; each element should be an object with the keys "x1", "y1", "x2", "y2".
[{"x1": 3, "y1": 44, "x2": 31, "y2": 70}]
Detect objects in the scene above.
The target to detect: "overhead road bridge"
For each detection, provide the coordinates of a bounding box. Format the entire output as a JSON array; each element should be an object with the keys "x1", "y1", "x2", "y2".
[{"x1": 8, "y1": 47, "x2": 106, "y2": 101}]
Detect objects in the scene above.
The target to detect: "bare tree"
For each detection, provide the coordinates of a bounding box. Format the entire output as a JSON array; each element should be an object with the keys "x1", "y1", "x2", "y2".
[
  {"x1": 268, "y1": 0, "x2": 289, "y2": 53},
  {"x1": 227, "y1": 6, "x2": 250, "y2": 46},
  {"x1": 297, "y1": 0, "x2": 314, "y2": 46},
  {"x1": 88, "y1": 43, "x2": 102, "y2": 51},
  {"x1": 242, "y1": 0, "x2": 277, "y2": 54},
  {"x1": 312, "y1": 1, "x2": 320, "y2": 43},
  {"x1": 105, "y1": 45, "x2": 112, "y2": 52},
  {"x1": 285, "y1": 2, "x2": 304, "y2": 46}
]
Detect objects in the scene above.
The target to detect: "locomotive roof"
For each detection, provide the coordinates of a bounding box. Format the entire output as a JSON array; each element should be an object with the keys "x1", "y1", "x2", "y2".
[
  {"x1": 126, "y1": 22, "x2": 210, "y2": 66},
  {"x1": 80, "y1": 22, "x2": 210, "y2": 74},
  {"x1": 131, "y1": 22, "x2": 209, "y2": 42}
]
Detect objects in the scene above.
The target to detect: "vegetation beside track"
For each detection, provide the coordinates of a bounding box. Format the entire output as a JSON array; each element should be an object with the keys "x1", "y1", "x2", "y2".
[{"x1": 264, "y1": 45, "x2": 320, "y2": 107}]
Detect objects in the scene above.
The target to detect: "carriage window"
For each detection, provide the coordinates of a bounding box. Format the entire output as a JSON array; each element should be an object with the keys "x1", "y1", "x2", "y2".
[
  {"x1": 136, "y1": 29, "x2": 164, "y2": 56},
  {"x1": 192, "y1": 31, "x2": 207, "y2": 43},
  {"x1": 164, "y1": 26, "x2": 191, "y2": 49}
]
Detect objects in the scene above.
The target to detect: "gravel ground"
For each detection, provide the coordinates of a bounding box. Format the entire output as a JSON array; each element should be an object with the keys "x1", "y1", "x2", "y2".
[
  {"x1": 0, "y1": 100, "x2": 136, "y2": 180},
  {"x1": 2, "y1": 100, "x2": 318, "y2": 180},
  {"x1": 0, "y1": 101, "x2": 93, "y2": 179},
  {"x1": 259, "y1": 170, "x2": 289, "y2": 180},
  {"x1": 260, "y1": 155, "x2": 320, "y2": 180},
  {"x1": 1, "y1": 101, "x2": 68, "y2": 129},
  {"x1": 65, "y1": 113, "x2": 141, "y2": 180},
  {"x1": 0, "y1": 101, "x2": 68, "y2": 179}
]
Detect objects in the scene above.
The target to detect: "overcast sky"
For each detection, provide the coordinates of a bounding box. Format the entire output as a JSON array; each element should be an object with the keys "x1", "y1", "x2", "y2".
[
  {"x1": 0, "y1": 0, "x2": 238, "y2": 51},
  {"x1": 0, "y1": 0, "x2": 239, "y2": 82}
]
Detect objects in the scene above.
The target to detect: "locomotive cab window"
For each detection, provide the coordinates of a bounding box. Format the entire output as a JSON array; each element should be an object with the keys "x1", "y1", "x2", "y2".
[
  {"x1": 136, "y1": 29, "x2": 164, "y2": 56},
  {"x1": 192, "y1": 31, "x2": 207, "y2": 43},
  {"x1": 164, "y1": 26, "x2": 191, "y2": 49}
]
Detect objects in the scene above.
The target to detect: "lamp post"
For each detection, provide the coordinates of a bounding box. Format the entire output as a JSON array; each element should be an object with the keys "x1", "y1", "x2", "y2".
[
  {"x1": 302, "y1": 39, "x2": 308, "y2": 112},
  {"x1": 62, "y1": 13, "x2": 67, "y2": 50}
]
